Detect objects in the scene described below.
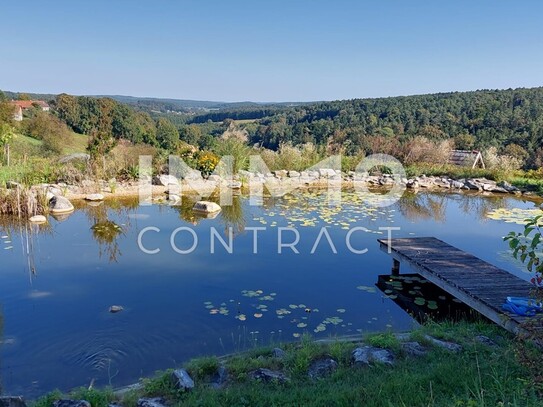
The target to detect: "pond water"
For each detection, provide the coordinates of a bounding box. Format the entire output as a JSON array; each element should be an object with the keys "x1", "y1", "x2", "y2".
[{"x1": 0, "y1": 189, "x2": 541, "y2": 397}]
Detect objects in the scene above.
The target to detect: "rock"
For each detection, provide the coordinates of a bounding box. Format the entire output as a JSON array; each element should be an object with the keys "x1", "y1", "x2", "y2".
[
  {"x1": 153, "y1": 174, "x2": 179, "y2": 186},
  {"x1": 29, "y1": 215, "x2": 47, "y2": 224},
  {"x1": 210, "y1": 365, "x2": 228, "y2": 389},
  {"x1": 171, "y1": 368, "x2": 195, "y2": 391},
  {"x1": 184, "y1": 170, "x2": 202, "y2": 181},
  {"x1": 464, "y1": 179, "x2": 482, "y2": 191},
  {"x1": 498, "y1": 181, "x2": 519, "y2": 193},
  {"x1": 272, "y1": 347, "x2": 286, "y2": 359},
  {"x1": 109, "y1": 305, "x2": 124, "y2": 313},
  {"x1": 137, "y1": 398, "x2": 166, "y2": 407},
  {"x1": 48, "y1": 186, "x2": 63, "y2": 196},
  {"x1": 0, "y1": 396, "x2": 27, "y2": 407},
  {"x1": 53, "y1": 401, "x2": 91, "y2": 407},
  {"x1": 352, "y1": 346, "x2": 394, "y2": 366},
  {"x1": 308, "y1": 357, "x2": 338, "y2": 379},
  {"x1": 274, "y1": 170, "x2": 288, "y2": 178},
  {"x1": 406, "y1": 179, "x2": 419, "y2": 189},
  {"x1": 168, "y1": 194, "x2": 181, "y2": 204},
  {"x1": 85, "y1": 193, "x2": 104, "y2": 201},
  {"x1": 207, "y1": 174, "x2": 222, "y2": 182},
  {"x1": 318, "y1": 168, "x2": 336, "y2": 178},
  {"x1": 451, "y1": 180, "x2": 465, "y2": 189},
  {"x1": 193, "y1": 201, "x2": 221, "y2": 213},
  {"x1": 288, "y1": 171, "x2": 300, "y2": 178},
  {"x1": 475, "y1": 335, "x2": 497, "y2": 347},
  {"x1": 249, "y1": 368, "x2": 289, "y2": 384},
  {"x1": 49, "y1": 196, "x2": 74, "y2": 214},
  {"x1": 424, "y1": 335, "x2": 462, "y2": 352},
  {"x1": 228, "y1": 180, "x2": 242, "y2": 189},
  {"x1": 401, "y1": 341, "x2": 427, "y2": 357}
]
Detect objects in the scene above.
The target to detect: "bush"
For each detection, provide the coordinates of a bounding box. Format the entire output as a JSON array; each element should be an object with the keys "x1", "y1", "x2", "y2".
[
  {"x1": 196, "y1": 151, "x2": 219, "y2": 177},
  {"x1": 212, "y1": 138, "x2": 251, "y2": 173}
]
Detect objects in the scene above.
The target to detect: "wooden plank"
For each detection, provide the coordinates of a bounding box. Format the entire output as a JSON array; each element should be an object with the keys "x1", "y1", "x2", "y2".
[{"x1": 378, "y1": 237, "x2": 537, "y2": 335}]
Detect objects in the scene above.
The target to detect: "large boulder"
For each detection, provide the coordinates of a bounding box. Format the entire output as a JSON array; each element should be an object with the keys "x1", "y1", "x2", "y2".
[
  {"x1": 49, "y1": 196, "x2": 74, "y2": 215},
  {"x1": 193, "y1": 201, "x2": 221, "y2": 214}
]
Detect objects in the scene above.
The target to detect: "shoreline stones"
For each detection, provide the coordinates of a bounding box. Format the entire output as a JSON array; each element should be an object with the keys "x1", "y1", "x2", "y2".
[
  {"x1": 85, "y1": 193, "x2": 104, "y2": 201},
  {"x1": 424, "y1": 335, "x2": 463, "y2": 353},
  {"x1": 29, "y1": 215, "x2": 47, "y2": 224},
  {"x1": 249, "y1": 368, "x2": 290, "y2": 384},
  {"x1": 171, "y1": 369, "x2": 195, "y2": 391},
  {"x1": 49, "y1": 195, "x2": 74, "y2": 214},
  {"x1": 308, "y1": 357, "x2": 338, "y2": 379},
  {"x1": 193, "y1": 201, "x2": 221, "y2": 214},
  {"x1": 53, "y1": 401, "x2": 91, "y2": 407},
  {"x1": 352, "y1": 346, "x2": 395, "y2": 366}
]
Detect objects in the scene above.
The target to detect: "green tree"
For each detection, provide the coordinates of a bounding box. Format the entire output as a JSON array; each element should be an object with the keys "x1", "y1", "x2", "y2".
[
  {"x1": 156, "y1": 118, "x2": 179, "y2": 150},
  {"x1": 87, "y1": 130, "x2": 118, "y2": 176},
  {"x1": 179, "y1": 124, "x2": 202, "y2": 146}
]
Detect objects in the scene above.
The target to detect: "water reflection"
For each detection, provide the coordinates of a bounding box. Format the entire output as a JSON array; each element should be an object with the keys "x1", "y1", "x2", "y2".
[
  {"x1": 398, "y1": 191, "x2": 523, "y2": 223},
  {"x1": 80, "y1": 200, "x2": 137, "y2": 262},
  {"x1": 375, "y1": 274, "x2": 479, "y2": 322}
]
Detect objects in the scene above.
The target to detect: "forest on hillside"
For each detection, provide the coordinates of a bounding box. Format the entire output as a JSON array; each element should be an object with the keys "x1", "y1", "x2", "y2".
[{"x1": 2, "y1": 87, "x2": 543, "y2": 169}]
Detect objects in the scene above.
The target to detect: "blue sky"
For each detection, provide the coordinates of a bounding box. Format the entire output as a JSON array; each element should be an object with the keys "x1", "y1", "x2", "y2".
[{"x1": 1, "y1": 1, "x2": 542, "y2": 102}]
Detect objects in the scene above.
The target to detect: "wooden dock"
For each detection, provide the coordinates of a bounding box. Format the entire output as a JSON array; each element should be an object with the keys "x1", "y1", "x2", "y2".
[{"x1": 378, "y1": 237, "x2": 537, "y2": 335}]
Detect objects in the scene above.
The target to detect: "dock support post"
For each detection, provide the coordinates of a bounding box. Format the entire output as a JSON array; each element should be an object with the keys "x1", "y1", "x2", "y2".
[{"x1": 391, "y1": 259, "x2": 400, "y2": 276}]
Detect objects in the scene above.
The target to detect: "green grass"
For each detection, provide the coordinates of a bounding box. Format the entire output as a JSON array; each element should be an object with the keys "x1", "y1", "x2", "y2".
[
  {"x1": 62, "y1": 132, "x2": 89, "y2": 154},
  {"x1": 31, "y1": 321, "x2": 542, "y2": 407}
]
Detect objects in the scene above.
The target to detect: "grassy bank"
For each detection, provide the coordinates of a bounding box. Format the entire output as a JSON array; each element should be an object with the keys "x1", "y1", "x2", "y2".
[{"x1": 32, "y1": 321, "x2": 542, "y2": 407}]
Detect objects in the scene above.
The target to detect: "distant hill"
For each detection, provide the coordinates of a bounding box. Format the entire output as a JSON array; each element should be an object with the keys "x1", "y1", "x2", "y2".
[{"x1": 1, "y1": 90, "x2": 307, "y2": 113}]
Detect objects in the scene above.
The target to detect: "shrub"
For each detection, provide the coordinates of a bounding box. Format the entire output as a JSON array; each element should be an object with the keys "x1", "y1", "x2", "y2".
[{"x1": 197, "y1": 151, "x2": 219, "y2": 177}]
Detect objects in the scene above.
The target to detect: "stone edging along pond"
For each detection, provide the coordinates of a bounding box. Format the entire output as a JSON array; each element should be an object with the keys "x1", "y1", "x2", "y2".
[
  {"x1": 5, "y1": 171, "x2": 542, "y2": 216},
  {"x1": 0, "y1": 323, "x2": 528, "y2": 407}
]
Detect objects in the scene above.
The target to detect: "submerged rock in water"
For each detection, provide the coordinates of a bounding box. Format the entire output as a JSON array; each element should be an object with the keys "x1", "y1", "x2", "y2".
[
  {"x1": 0, "y1": 396, "x2": 27, "y2": 407},
  {"x1": 29, "y1": 215, "x2": 47, "y2": 224},
  {"x1": 193, "y1": 201, "x2": 221, "y2": 213},
  {"x1": 53, "y1": 400, "x2": 91, "y2": 407},
  {"x1": 109, "y1": 305, "x2": 124, "y2": 313},
  {"x1": 171, "y1": 368, "x2": 195, "y2": 391},
  {"x1": 49, "y1": 196, "x2": 74, "y2": 215},
  {"x1": 308, "y1": 357, "x2": 338, "y2": 379}
]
